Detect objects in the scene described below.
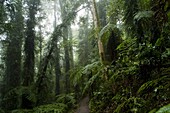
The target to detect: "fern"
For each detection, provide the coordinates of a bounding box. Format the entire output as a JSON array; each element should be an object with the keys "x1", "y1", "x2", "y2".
[
  {"x1": 82, "y1": 70, "x2": 101, "y2": 95},
  {"x1": 137, "y1": 76, "x2": 170, "y2": 94},
  {"x1": 70, "y1": 61, "x2": 100, "y2": 87},
  {"x1": 99, "y1": 23, "x2": 115, "y2": 45},
  {"x1": 3, "y1": 86, "x2": 35, "y2": 102},
  {"x1": 82, "y1": 61, "x2": 100, "y2": 74},
  {"x1": 34, "y1": 103, "x2": 68, "y2": 113},
  {"x1": 0, "y1": 109, "x2": 5, "y2": 113},
  {"x1": 156, "y1": 104, "x2": 170, "y2": 113},
  {"x1": 11, "y1": 109, "x2": 33, "y2": 113},
  {"x1": 55, "y1": 93, "x2": 76, "y2": 108},
  {"x1": 70, "y1": 67, "x2": 84, "y2": 87},
  {"x1": 114, "y1": 100, "x2": 126, "y2": 113},
  {"x1": 134, "y1": 11, "x2": 154, "y2": 21},
  {"x1": 149, "y1": 108, "x2": 157, "y2": 113},
  {"x1": 114, "y1": 97, "x2": 145, "y2": 113}
]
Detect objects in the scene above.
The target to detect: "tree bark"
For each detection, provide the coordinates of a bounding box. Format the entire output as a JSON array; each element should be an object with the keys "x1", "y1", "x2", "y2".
[
  {"x1": 59, "y1": 0, "x2": 71, "y2": 93},
  {"x1": 22, "y1": 0, "x2": 39, "y2": 108},
  {"x1": 91, "y1": 0, "x2": 105, "y2": 62},
  {"x1": 4, "y1": 0, "x2": 23, "y2": 110},
  {"x1": 54, "y1": 0, "x2": 61, "y2": 95}
]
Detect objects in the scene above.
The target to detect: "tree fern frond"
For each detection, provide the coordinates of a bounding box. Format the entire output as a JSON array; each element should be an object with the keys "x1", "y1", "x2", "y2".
[
  {"x1": 156, "y1": 104, "x2": 170, "y2": 113},
  {"x1": 71, "y1": 61, "x2": 101, "y2": 86},
  {"x1": 82, "y1": 71, "x2": 101, "y2": 95},
  {"x1": 137, "y1": 76, "x2": 170, "y2": 94},
  {"x1": 134, "y1": 11, "x2": 154, "y2": 21},
  {"x1": 0, "y1": 109, "x2": 5, "y2": 113},
  {"x1": 99, "y1": 23, "x2": 115, "y2": 38},
  {"x1": 99, "y1": 23, "x2": 115, "y2": 44},
  {"x1": 3, "y1": 86, "x2": 36, "y2": 103},
  {"x1": 56, "y1": 93, "x2": 76, "y2": 106},
  {"x1": 114, "y1": 101, "x2": 126, "y2": 113},
  {"x1": 160, "y1": 67, "x2": 170, "y2": 76},
  {"x1": 70, "y1": 67, "x2": 84, "y2": 86},
  {"x1": 11, "y1": 109, "x2": 33, "y2": 113},
  {"x1": 34, "y1": 103, "x2": 68, "y2": 113},
  {"x1": 82, "y1": 61, "x2": 100, "y2": 74},
  {"x1": 114, "y1": 97, "x2": 145, "y2": 113},
  {"x1": 149, "y1": 108, "x2": 157, "y2": 113}
]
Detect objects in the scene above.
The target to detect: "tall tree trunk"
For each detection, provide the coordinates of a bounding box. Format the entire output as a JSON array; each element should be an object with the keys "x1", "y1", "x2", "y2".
[
  {"x1": 38, "y1": 25, "x2": 43, "y2": 69},
  {"x1": 4, "y1": 0, "x2": 23, "y2": 110},
  {"x1": 54, "y1": 0, "x2": 61, "y2": 95},
  {"x1": 22, "y1": 0, "x2": 38, "y2": 109},
  {"x1": 23, "y1": 2, "x2": 36, "y2": 86},
  {"x1": 91, "y1": 0, "x2": 105, "y2": 62},
  {"x1": 68, "y1": 26, "x2": 74, "y2": 68},
  {"x1": 55, "y1": 47, "x2": 61, "y2": 95},
  {"x1": 59, "y1": 0, "x2": 70, "y2": 93},
  {"x1": 64, "y1": 29, "x2": 70, "y2": 93}
]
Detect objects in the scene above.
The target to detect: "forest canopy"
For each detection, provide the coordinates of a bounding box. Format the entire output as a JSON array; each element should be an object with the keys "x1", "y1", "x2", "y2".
[{"x1": 0, "y1": 0, "x2": 170, "y2": 113}]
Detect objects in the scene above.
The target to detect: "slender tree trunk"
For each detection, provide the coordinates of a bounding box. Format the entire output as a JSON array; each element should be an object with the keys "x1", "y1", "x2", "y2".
[
  {"x1": 55, "y1": 47, "x2": 61, "y2": 95},
  {"x1": 39, "y1": 25, "x2": 43, "y2": 69},
  {"x1": 91, "y1": 0, "x2": 105, "y2": 62},
  {"x1": 63, "y1": 26, "x2": 71, "y2": 93},
  {"x1": 68, "y1": 26, "x2": 74, "y2": 68},
  {"x1": 59, "y1": 0, "x2": 71, "y2": 93},
  {"x1": 54, "y1": 0, "x2": 61, "y2": 95}
]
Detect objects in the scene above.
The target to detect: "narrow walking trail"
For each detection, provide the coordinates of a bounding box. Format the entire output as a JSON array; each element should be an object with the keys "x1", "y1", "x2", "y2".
[{"x1": 75, "y1": 96, "x2": 89, "y2": 113}]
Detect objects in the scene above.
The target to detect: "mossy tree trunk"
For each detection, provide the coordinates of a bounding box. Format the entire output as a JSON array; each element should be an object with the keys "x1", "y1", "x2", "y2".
[
  {"x1": 59, "y1": 0, "x2": 71, "y2": 94},
  {"x1": 22, "y1": 0, "x2": 40, "y2": 109},
  {"x1": 4, "y1": 0, "x2": 23, "y2": 110}
]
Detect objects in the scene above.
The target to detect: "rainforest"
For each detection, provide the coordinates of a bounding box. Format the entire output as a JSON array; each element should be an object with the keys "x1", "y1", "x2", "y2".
[{"x1": 0, "y1": 0, "x2": 170, "y2": 113}]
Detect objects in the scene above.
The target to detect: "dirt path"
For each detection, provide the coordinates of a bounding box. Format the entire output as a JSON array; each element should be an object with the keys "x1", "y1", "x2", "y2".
[{"x1": 75, "y1": 96, "x2": 89, "y2": 113}]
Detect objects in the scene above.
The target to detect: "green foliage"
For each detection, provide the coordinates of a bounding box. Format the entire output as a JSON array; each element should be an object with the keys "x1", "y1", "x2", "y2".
[
  {"x1": 156, "y1": 104, "x2": 170, "y2": 113},
  {"x1": 99, "y1": 23, "x2": 115, "y2": 39},
  {"x1": 1, "y1": 0, "x2": 170, "y2": 112},
  {"x1": 114, "y1": 97, "x2": 145, "y2": 113},
  {"x1": 149, "y1": 109, "x2": 158, "y2": 113},
  {"x1": 134, "y1": 11, "x2": 154, "y2": 21},
  {"x1": 70, "y1": 61, "x2": 102, "y2": 94},
  {"x1": 70, "y1": 67, "x2": 83, "y2": 87},
  {"x1": 88, "y1": 0, "x2": 170, "y2": 112},
  {"x1": 137, "y1": 76, "x2": 170, "y2": 94},
  {"x1": 106, "y1": 0, "x2": 124, "y2": 24},
  {"x1": 4, "y1": 86, "x2": 36, "y2": 102},
  {"x1": 11, "y1": 103, "x2": 68, "y2": 113},
  {"x1": 0, "y1": 108, "x2": 5, "y2": 113},
  {"x1": 32, "y1": 93, "x2": 76, "y2": 113},
  {"x1": 55, "y1": 93, "x2": 76, "y2": 108},
  {"x1": 10, "y1": 93, "x2": 76, "y2": 113},
  {"x1": 34, "y1": 103, "x2": 67, "y2": 113},
  {"x1": 82, "y1": 70, "x2": 100, "y2": 95},
  {"x1": 11, "y1": 109, "x2": 33, "y2": 113}
]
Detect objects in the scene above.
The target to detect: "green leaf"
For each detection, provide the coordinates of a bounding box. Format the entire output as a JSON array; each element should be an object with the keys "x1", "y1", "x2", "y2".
[
  {"x1": 83, "y1": 71, "x2": 100, "y2": 95},
  {"x1": 149, "y1": 108, "x2": 157, "y2": 113},
  {"x1": 34, "y1": 103, "x2": 68, "y2": 113},
  {"x1": 137, "y1": 76, "x2": 170, "y2": 94},
  {"x1": 156, "y1": 104, "x2": 170, "y2": 113},
  {"x1": 99, "y1": 23, "x2": 115, "y2": 45},
  {"x1": 134, "y1": 11, "x2": 154, "y2": 21},
  {"x1": 11, "y1": 109, "x2": 33, "y2": 113}
]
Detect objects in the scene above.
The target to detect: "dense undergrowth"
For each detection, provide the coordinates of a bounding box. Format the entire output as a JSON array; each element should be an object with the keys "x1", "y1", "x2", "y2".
[
  {"x1": 87, "y1": 40, "x2": 170, "y2": 113},
  {"x1": 0, "y1": 93, "x2": 77, "y2": 113},
  {"x1": 2, "y1": 37, "x2": 169, "y2": 113},
  {"x1": 1, "y1": 0, "x2": 170, "y2": 113}
]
